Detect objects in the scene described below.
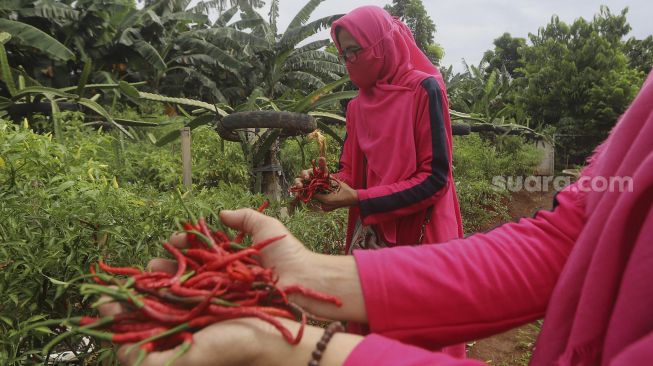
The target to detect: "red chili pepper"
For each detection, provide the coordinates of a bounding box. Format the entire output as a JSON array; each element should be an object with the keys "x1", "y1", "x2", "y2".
[
  {"x1": 183, "y1": 271, "x2": 228, "y2": 288},
  {"x1": 250, "y1": 234, "x2": 286, "y2": 251},
  {"x1": 183, "y1": 249, "x2": 222, "y2": 264},
  {"x1": 69, "y1": 202, "x2": 344, "y2": 356},
  {"x1": 89, "y1": 264, "x2": 109, "y2": 285},
  {"x1": 162, "y1": 242, "x2": 187, "y2": 285},
  {"x1": 282, "y1": 285, "x2": 343, "y2": 307},
  {"x1": 98, "y1": 259, "x2": 142, "y2": 276},
  {"x1": 112, "y1": 327, "x2": 169, "y2": 344},
  {"x1": 199, "y1": 249, "x2": 258, "y2": 272},
  {"x1": 111, "y1": 321, "x2": 163, "y2": 333},
  {"x1": 226, "y1": 261, "x2": 255, "y2": 283}
]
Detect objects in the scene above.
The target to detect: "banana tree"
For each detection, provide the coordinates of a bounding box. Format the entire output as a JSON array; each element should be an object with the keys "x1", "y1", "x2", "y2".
[{"x1": 0, "y1": 33, "x2": 157, "y2": 138}]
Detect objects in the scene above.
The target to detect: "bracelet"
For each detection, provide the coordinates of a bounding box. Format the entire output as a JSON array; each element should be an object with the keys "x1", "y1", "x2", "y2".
[{"x1": 308, "y1": 321, "x2": 345, "y2": 366}]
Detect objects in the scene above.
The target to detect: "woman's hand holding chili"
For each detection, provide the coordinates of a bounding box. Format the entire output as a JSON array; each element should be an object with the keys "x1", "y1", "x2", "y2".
[{"x1": 314, "y1": 179, "x2": 359, "y2": 211}]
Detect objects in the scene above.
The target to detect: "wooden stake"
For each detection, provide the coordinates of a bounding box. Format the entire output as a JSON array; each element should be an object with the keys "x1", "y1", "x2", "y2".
[{"x1": 181, "y1": 127, "x2": 192, "y2": 190}]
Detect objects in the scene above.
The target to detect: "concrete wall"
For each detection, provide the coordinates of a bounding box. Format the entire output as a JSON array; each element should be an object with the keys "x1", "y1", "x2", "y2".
[{"x1": 534, "y1": 139, "x2": 555, "y2": 176}]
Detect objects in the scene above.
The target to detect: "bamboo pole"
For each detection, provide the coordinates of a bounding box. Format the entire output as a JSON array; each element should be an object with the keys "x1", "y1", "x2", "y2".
[{"x1": 181, "y1": 127, "x2": 192, "y2": 190}]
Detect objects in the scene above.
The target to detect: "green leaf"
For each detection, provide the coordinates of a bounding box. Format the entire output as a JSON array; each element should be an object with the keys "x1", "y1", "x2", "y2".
[
  {"x1": 0, "y1": 32, "x2": 10, "y2": 44},
  {"x1": 178, "y1": 38, "x2": 248, "y2": 77},
  {"x1": 155, "y1": 114, "x2": 215, "y2": 147},
  {"x1": 0, "y1": 315, "x2": 12, "y2": 327},
  {"x1": 0, "y1": 19, "x2": 74, "y2": 61},
  {"x1": 213, "y1": 5, "x2": 238, "y2": 27},
  {"x1": 59, "y1": 82, "x2": 146, "y2": 93},
  {"x1": 0, "y1": 95, "x2": 12, "y2": 109},
  {"x1": 286, "y1": 0, "x2": 324, "y2": 30},
  {"x1": 32, "y1": 326, "x2": 54, "y2": 335},
  {"x1": 316, "y1": 120, "x2": 344, "y2": 145},
  {"x1": 48, "y1": 96, "x2": 62, "y2": 139},
  {"x1": 307, "y1": 91, "x2": 358, "y2": 111},
  {"x1": 54, "y1": 181, "x2": 76, "y2": 193},
  {"x1": 139, "y1": 92, "x2": 227, "y2": 116},
  {"x1": 293, "y1": 39, "x2": 332, "y2": 54},
  {"x1": 113, "y1": 118, "x2": 159, "y2": 127},
  {"x1": 77, "y1": 98, "x2": 134, "y2": 139},
  {"x1": 76, "y1": 58, "x2": 92, "y2": 98},
  {"x1": 26, "y1": 315, "x2": 47, "y2": 323},
  {"x1": 133, "y1": 40, "x2": 166, "y2": 71},
  {"x1": 183, "y1": 27, "x2": 269, "y2": 51},
  {"x1": 44, "y1": 274, "x2": 69, "y2": 286},
  {"x1": 293, "y1": 75, "x2": 352, "y2": 113},
  {"x1": 146, "y1": 132, "x2": 157, "y2": 144},
  {"x1": 283, "y1": 71, "x2": 325, "y2": 89},
  {"x1": 308, "y1": 111, "x2": 346, "y2": 122},
  {"x1": 118, "y1": 81, "x2": 141, "y2": 100},
  {"x1": 0, "y1": 43, "x2": 17, "y2": 96},
  {"x1": 280, "y1": 15, "x2": 343, "y2": 50},
  {"x1": 11, "y1": 86, "x2": 77, "y2": 101},
  {"x1": 230, "y1": 18, "x2": 265, "y2": 30},
  {"x1": 166, "y1": 12, "x2": 209, "y2": 24}
]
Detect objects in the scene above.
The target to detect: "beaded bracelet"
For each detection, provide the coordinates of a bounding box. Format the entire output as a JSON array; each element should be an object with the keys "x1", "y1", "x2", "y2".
[{"x1": 308, "y1": 321, "x2": 345, "y2": 366}]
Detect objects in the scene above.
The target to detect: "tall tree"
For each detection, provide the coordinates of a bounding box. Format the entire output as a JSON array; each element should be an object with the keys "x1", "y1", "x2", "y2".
[
  {"x1": 518, "y1": 6, "x2": 643, "y2": 163},
  {"x1": 482, "y1": 33, "x2": 526, "y2": 77},
  {"x1": 384, "y1": 0, "x2": 443, "y2": 64},
  {"x1": 624, "y1": 35, "x2": 653, "y2": 74}
]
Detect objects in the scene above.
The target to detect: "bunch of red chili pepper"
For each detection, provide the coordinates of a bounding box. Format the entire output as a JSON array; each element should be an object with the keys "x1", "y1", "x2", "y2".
[
  {"x1": 290, "y1": 157, "x2": 339, "y2": 203},
  {"x1": 34, "y1": 201, "x2": 342, "y2": 365}
]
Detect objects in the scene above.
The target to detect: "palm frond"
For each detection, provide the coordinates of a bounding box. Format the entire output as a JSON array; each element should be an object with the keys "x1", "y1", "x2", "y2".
[
  {"x1": 213, "y1": 5, "x2": 239, "y2": 26},
  {"x1": 279, "y1": 15, "x2": 343, "y2": 50},
  {"x1": 133, "y1": 40, "x2": 167, "y2": 71},
  {"x1": 178, "y1": 38, "x2": 249, "y2": 75},
  {"x1": 283, "y1": 71, "x2": 325, "y2": 89},
  {"x1": 269, "y1": 0, "x2": 279, "y2": 35},
  {"x1": 287, "y1": 50, "x2": 340, "y2": 64},
  {"x1": 292, "y1": 39, "x2": 332, "y2": 54},
  {"x1": 182, "y1": 27, "x2": 269, "y2": 50},
  {"x1": 286, "y1": 0, "x2": 324, "y2": 31},
  {"x1": 0, "y1": 19, "x2": 75, "y2": 61},
  {"x1": 285, "y1": 59, "x2": 346, "y2": 75}
]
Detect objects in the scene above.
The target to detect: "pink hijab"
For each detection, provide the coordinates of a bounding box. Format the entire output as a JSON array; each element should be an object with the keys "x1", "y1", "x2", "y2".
[{"x1": 330, "y1": 6, "x2": 449, "y2": 192}]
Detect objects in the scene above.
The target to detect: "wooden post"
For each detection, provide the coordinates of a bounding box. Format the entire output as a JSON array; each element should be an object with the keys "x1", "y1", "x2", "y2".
[{"x1": 181, "y1": 127, "x2": 192, "y2": 190}]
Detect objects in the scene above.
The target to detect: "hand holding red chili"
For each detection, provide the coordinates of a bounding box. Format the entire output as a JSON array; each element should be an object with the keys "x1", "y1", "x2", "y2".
[
  {"x1": 96, "y1": 208, "x2": 357, "y2": 366},
  {"x1": 291, "y1": 157, "x2": 357, "y2": 209}
]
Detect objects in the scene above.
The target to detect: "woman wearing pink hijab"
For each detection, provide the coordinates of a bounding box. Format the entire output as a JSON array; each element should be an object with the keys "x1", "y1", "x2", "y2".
[
  {"x1": 296, "y1": 6, "x2": 463, "y2": 252},
  {"x1": 107, "y1": 69, "x2": 653, "y2": 366},
  {"x1": 293, "y1": 5, "x2": 466, "y2": 357}
]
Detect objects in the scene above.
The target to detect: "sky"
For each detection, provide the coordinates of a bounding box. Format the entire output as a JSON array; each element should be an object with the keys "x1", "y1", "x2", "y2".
[
  {"x1": 258, "y1": 0, "x2": 653, "y2": 72},
  {"x1": 178, "y1": 1, "x2": 652, "y2": 72}
]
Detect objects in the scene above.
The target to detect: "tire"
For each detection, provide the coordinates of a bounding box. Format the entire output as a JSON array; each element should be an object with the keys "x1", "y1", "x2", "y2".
[
  {"x1": 218, "y1": 111, "x2": 317, "y2": 142},
  {"x1": 451, "y1": 123, "x2": 471, "y2": 136}
]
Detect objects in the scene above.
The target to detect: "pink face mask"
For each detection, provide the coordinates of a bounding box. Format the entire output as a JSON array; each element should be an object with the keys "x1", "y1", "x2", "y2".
[{"x1": 346, "y1": 48, "x2": 384, "y2": 89}]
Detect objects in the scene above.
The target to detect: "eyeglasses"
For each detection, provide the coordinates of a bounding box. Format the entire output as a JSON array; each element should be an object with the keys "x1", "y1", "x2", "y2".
[{"x1": 338, "y1": 47, "x2": 363, "y2": 64}]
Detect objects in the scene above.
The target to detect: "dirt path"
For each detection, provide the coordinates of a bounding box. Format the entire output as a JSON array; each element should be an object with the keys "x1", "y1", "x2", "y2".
[{"x1": 466, "y1": 189, "x2": 557, "y2": 365}]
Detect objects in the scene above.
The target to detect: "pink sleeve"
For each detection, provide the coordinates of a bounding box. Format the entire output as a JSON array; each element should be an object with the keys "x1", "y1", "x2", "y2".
[
  {"x1": 331, "y1": 107, "x2": 354, "y2": 187},
  {"x1": 344, "y1": 334, "x2": 487, "y2": 366},
  {"x1": 353, "y1": 183, "x2": 586, "y2": 348},
  {"x1": 357, "y1": 80, "x2": 450, "y2": 225},
  {"x1": 609, "y1": 331, "x2": 653, "y2": 365}
]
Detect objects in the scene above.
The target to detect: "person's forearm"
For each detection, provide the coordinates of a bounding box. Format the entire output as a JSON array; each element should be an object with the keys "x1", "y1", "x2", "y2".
[
  {"x1": 261, "y1": 319, "x2": 364, "y2": 366},
  {"x1": 291, "y1": 253, "x2": 368, "y2": 323}
]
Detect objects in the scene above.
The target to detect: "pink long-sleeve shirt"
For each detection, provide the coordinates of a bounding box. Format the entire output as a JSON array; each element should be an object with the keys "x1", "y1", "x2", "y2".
[
  {"x1": 334, "y1": 76, "x2": 463, "y2": 251},
  {"x1": 345, "y1": 72, "x2": 653, "y2": 365}
]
